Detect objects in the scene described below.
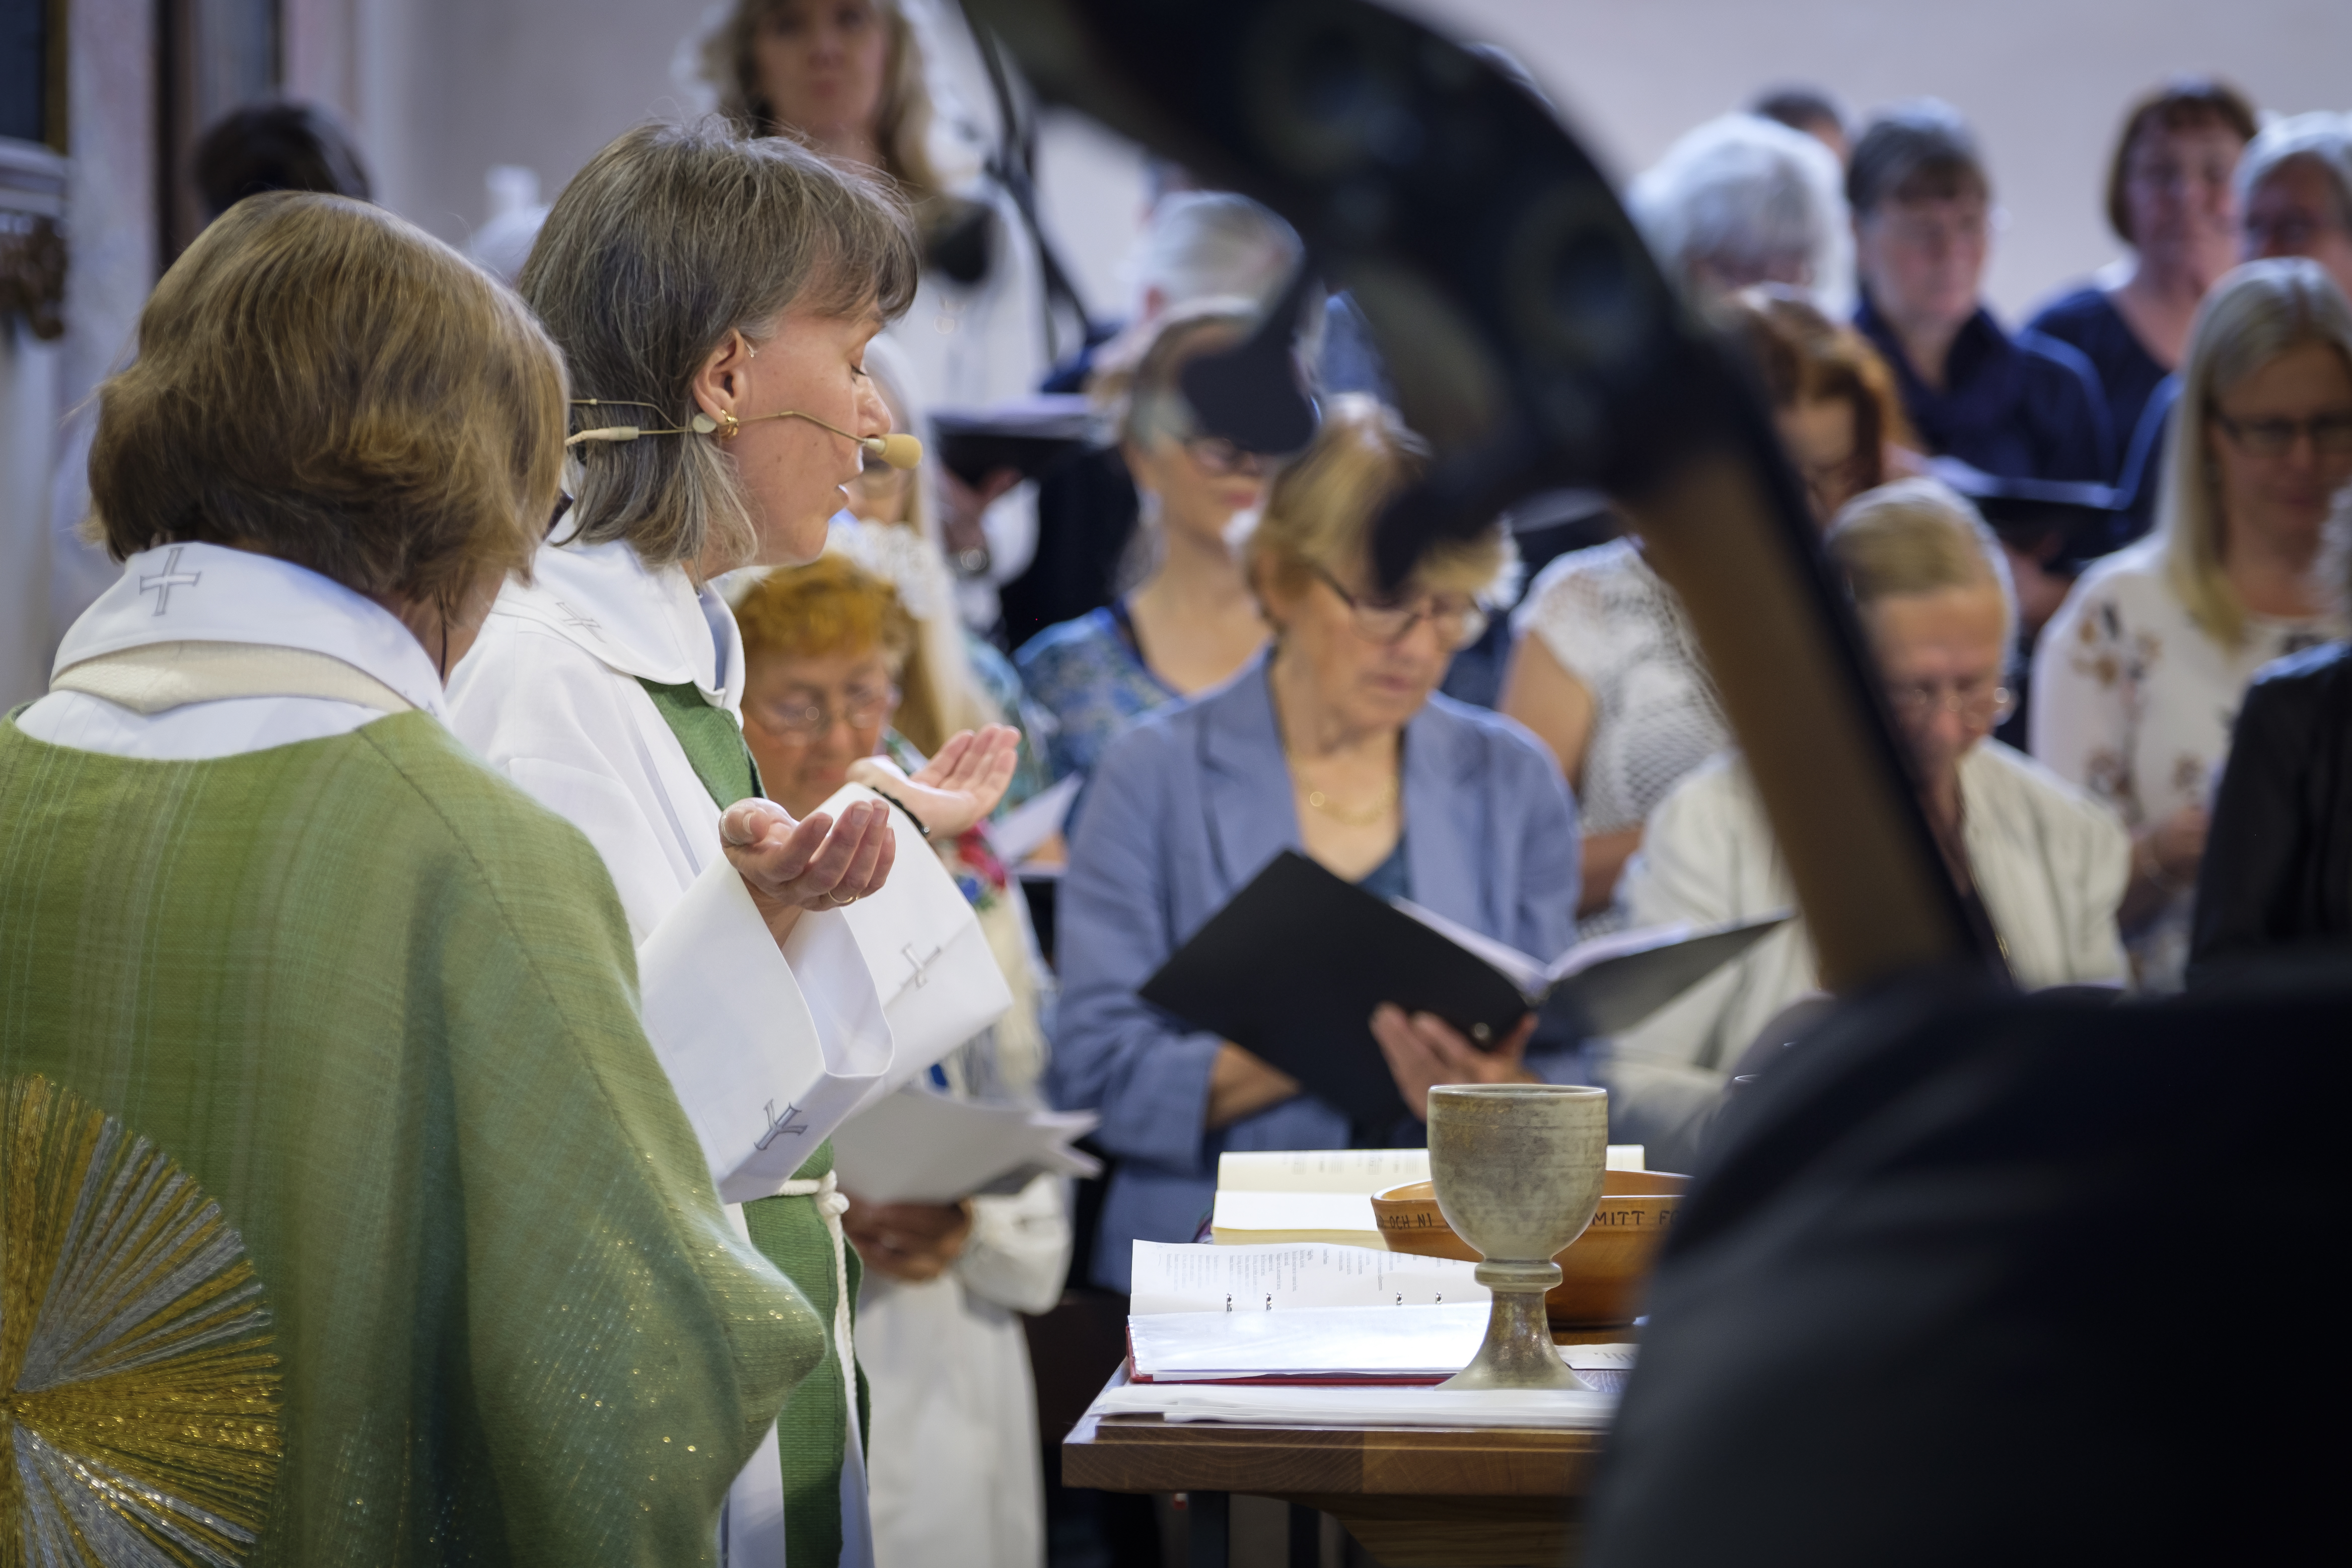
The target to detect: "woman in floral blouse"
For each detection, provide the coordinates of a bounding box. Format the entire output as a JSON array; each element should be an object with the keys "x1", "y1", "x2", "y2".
[{"x1": 2033, "y1": 258, "x2": 2352, "y2": 990}]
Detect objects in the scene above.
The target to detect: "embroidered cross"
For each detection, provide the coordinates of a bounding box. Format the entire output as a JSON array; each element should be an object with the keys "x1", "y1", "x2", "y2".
[
  {"x1": 139, "y1": 547, "x2": 201, "y2": 615},
  {"x1": 554, "y1": 599, "x2": 602, "y2": 636},
  {"x1": 901, "y1": 941, "x2": 943, "y2": 990},
  {"x1": 754, "y1": 1099, "x2": 810, "y2": 1151}
]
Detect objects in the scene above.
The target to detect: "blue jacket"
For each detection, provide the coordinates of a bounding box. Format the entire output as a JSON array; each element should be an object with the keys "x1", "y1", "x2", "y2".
[
  {"x1": 1858, "y1": 297, "x2": 2116, "y2": 485},
  {"x1": 1047, "y1": 653, "x2": 1583, "y2": 1290}
]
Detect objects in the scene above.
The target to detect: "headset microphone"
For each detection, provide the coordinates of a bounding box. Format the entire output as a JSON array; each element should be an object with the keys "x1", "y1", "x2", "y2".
[{"x1": 566, "y1": 400, "x2": 924, "y2": 469}]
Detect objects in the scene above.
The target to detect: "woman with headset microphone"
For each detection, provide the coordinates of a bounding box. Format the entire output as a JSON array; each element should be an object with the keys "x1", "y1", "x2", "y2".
[{"x1": 446, "y1": 121, "x2": 1017, "y2": 1568}]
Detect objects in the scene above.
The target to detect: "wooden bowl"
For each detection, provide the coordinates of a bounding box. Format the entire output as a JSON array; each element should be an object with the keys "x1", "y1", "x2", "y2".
[{"x1": 1371, "y1": 1168, "x2": 1689, "y2": 1326}]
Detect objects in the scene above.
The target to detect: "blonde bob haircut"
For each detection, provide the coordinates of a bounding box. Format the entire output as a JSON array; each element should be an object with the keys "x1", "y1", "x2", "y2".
[
  {"x1": 522, "y1": 120, "x2": 918, "y2": 572},
  {"x1": 1246, "y1": 394, "x2": 1510, "y2": 606},
  {"x1": 1825, "y1": 477, "x2": 2017, "y2": 643},
  {"x1": 2156, "y1": 258, "x2": 2352, "y2": 647},
  {"x1": 696, "y1": 0, "x2": 945, "y2": 206},
  {"x1": 91, "y1": 191, "x2": 564, "y2": 618}
]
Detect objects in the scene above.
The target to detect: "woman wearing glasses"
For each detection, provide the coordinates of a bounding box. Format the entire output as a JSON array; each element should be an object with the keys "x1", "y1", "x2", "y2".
[
  {"x1": 1611, "y1": 480, "x2": 2130, "y2": 1169},
  {"x1": 1049, "y1": 395, "x2": 1584, "y2": 1294},
  {"x1": 2033, "y1": 259, "x2": 2352, "y2": 991},
  {"x1": 1014, "y1": 303, "x2": 1275, "y2": 812}
]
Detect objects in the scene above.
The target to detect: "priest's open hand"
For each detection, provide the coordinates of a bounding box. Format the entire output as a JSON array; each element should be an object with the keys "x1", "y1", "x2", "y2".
[
  {"x1": 846, "y1": 724, "x2": 1022, "y2": 838},
  {"x1": 721, "y1": 796, "x2": 897, "y2": 945},
  {"x1": 1370, "y1": 1005, "x2": 1541, "y2": 1122}
]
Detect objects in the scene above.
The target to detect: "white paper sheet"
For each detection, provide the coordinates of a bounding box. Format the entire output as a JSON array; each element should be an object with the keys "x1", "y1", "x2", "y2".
[
  {"x1": 1127, "y1": 1302, "x2": 1636, "y2": 1383},
  {"x1": 1129, "y1": 1241, "x2": 1483, "y2": 1315},
  {"x1": 829, "y1": 1085, "x2": 1099, "y2": 1205},
  {"x1": 1091, "y1": 1380, "x2": 1617, "y2": 1428},
  {"x1": 991, "y1": 773, "x2": 1080, "y2": 868}
]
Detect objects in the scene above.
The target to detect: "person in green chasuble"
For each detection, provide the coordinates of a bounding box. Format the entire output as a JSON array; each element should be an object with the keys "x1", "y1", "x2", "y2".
[{"x1": 0, "y1": 193, "x2": 834, "y2": 1562}]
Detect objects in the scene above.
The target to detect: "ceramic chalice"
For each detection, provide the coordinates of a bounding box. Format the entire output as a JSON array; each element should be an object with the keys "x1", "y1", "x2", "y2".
[{"x1": 1427, "y1": 1083, "x2": 1610, "y2": 1390}]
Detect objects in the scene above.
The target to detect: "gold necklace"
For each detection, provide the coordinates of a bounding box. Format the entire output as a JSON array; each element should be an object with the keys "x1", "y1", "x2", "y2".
[{"x1": 1294, "y1": 766, "x2": 1399, "y2": 827}]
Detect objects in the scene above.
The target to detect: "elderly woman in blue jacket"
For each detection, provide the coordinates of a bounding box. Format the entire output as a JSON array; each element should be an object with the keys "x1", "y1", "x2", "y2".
[{"x1": 1050, "y1": 395, "x2": 1584, "y2": 1292}]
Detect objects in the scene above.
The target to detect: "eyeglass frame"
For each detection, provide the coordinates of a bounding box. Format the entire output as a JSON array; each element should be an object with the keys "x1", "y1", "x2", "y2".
[
  {"x1": 746, "y1": 681, "x2": 902, "y2": 742},
  {"x1": 1306, "y1": 562, "x2": 1490, "y2": 651},
  {"x1": 2207, "y1": 407, "x2": 2352, "y2": 459},
  {"x1": 1883, "y1": 675, "x2": 2014, "y2": 729}
]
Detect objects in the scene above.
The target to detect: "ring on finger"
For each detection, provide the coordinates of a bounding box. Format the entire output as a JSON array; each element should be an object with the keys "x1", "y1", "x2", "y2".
[{"x1": 828, "y1": 889, "x2": 859, "y2": 906}]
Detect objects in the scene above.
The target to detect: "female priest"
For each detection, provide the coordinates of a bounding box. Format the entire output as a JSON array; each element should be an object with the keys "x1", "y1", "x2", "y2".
[
  {"x1": 1049, "y1": 394, "x2": 1585, "y2": 1295},
  {"x1": 1614, "y1": 479, "x2": 2130, "y2": 1169},
  {"x1": 0, "y1": 192, "x2": 821, "y2": 1559},
  {"x1": 445, "y1": 122, "x2": 1018, "y2": 1568}
]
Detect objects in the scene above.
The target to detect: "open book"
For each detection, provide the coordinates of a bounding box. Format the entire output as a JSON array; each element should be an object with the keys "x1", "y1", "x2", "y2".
[
  {"x1": 1125, "y1": 1240, "x2": 1633, "y2": 1384},
  {"x1": 1139, "y1": 850, "x2": 1786, "y2": 1126}
]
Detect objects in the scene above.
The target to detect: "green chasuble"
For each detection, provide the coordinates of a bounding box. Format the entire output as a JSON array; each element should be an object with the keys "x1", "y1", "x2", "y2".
[
  {"x1": 638, "y1": 678, "x2": 870, "y2": 1568},
  {"x1": 0, "y1": 713, "x2": 827, "y2": 1566}
]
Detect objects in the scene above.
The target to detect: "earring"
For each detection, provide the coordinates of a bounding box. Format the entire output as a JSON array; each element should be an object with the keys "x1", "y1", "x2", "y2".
[{"x1": 720, "y1": 411, "x2": 741, "y2": 440}]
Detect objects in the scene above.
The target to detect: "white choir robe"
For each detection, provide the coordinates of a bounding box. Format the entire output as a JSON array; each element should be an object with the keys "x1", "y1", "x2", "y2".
[
  {"x1": 447, "y1": 534, "x2": 1010, "y2": 1568},
  {"x1": 860, "y1": 1172, "x2": 1067, "y2": 1568}
]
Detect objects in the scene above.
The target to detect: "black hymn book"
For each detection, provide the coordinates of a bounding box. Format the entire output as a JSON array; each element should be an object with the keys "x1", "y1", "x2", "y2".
[{"x1": 1138, "y1": 850, "x2": 1787, "y2": 1127}]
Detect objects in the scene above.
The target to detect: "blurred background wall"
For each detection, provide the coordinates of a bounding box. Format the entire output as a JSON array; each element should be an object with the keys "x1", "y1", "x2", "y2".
[{"x1": 5, "y1": 0, "x2": 2350, "y2": 705}]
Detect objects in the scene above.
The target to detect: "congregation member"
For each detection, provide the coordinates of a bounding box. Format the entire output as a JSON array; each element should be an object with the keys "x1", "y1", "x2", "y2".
[
  {"x1": 1849, "y1": 102, "x2": 2114, "y2": 487},
  {"x1": 2, "y1": 192, "x2": 817, "y2": 1558},
  {"x1": 729, "y1": 553, "x2": 1068, "y2": 1568},
  {"x1": 1751, "y1": 84, "x2": 1851, "y2": 167},
  {"x1": 2033, "y1": 258, "x2": 2352, "y2": 992},
  {"x1": 447, "y1": 123, "x2": 1019, "y2": 1568},
  {"x1": 1015, "y1": 303, "x2": 1275, "y2": 798},
  {"x1": 2191, "y1": 486, "x2": 2352, "y2": 969},
  {"x1": 1610, "y1": 479, "x2": 2130, "y2": 1168},
  {"x1": 690, "y1": 0, "x2": 1060, "y2": 634},
  {"x1": 2027, "y1": 79, "x2": 2258, "y2": 477},
  {"x1": 1050, "y1": 396, "x2": 1583, "y2": 1294},
  {"x1": 193, "y1": 100, "x2": 372, "y2": 221},
  {"x1": 1629, "y1": 112, "x2": 1850, "y2": 310},
  {"x1": 1500, "y1": 286, "x2": 1911, "y2": 924},
  {"x1": 1005, "y1": 191, "x2": 1303, "y2": 647},
  {"x1": 2240, "y1": 112, "x2": 2352, "y2": 306}
]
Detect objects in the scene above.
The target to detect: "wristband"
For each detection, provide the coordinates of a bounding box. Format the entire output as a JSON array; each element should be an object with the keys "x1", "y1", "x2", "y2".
[{"x1": 868, "y1": 785, "x2": 931, "y2": 839}]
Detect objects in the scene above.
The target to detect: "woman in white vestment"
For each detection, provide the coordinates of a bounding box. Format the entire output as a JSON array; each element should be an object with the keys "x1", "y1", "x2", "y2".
[
  {"x1": 2032, "y1": 259, "x2": 2352, "y2": 992},
  {"x1": 445, "y1": 122, "x2": 1018, "y2": 1568},
  {"x1": 730, "y1": 551, "x2": 1068, "y2": 1568},
  {"x1": 1609, "y1": 479, "x2": 2131, "y2": 1169},
  {"x1": 687, "y1": 0, "x2": 1058, "y2": 631}
]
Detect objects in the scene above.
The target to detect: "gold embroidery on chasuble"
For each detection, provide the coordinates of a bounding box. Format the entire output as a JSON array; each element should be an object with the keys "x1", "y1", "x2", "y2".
[{"x1": 0, "y1": 1075, "x2": 281, "y2": 1564}]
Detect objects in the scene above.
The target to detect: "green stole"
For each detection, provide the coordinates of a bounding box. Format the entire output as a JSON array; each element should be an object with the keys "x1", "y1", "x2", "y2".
[{"x1": 638, "y1": 678, "x2": 869, "y2": 1568}]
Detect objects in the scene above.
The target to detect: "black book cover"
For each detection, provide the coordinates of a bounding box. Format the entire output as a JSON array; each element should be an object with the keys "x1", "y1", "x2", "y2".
[{"x1": 1138, "y1": 851, "x2": 1785, "y2": 1127}]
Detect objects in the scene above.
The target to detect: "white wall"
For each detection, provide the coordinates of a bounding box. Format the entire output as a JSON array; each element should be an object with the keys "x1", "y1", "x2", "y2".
[{"x1": 345, "y1": 0, "x2": 2351, "y2": 329}]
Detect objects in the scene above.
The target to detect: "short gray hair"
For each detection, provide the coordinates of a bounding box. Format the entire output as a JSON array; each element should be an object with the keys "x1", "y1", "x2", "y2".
[
  {"x1": 2237, "y1": 110, "x2": 2352, "y2": 229},
  {"x1": 1631, "y1": 113, "x2": 1849, "y2": 303},
  {"x1": 522, "y1": 120, "x2": 918, "y2": 571},
  {"x1": 1128, "y1": 191, "x2": 1302, "y2": 315}
]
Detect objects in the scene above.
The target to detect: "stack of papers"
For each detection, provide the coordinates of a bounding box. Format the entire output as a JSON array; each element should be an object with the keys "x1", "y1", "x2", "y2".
[
  {"x1": 1127, "y1": 1303, "x2": 1634, "y2": 1385},
  {"x1": 1092, "y1": 1380, "x2": 1617, "y2": 1429},
  {"x1": 829, "y1": 1085, "x2": 1099, "y2": 1204}
]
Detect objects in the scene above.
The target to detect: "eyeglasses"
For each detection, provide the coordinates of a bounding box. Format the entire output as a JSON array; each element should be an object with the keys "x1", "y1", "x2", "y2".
[
  {"x1": 1181, "y1": 436, "x2": 1274, "y2": 479},
  {"x1": 750, "y1": 683, "x2": 900, "y2": 741},
  {"x1": 2209, "y1": 409, "x2": 2352, "y2": 459},
  {"x1": 1310, "y1": 564, "x2": 1489, "y2": 651},
  {"x1": 1885, "y1": 677, "x2": 2013, "y2": 728}
]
